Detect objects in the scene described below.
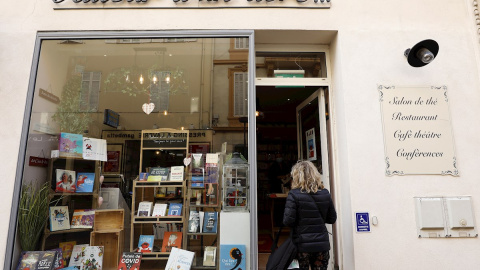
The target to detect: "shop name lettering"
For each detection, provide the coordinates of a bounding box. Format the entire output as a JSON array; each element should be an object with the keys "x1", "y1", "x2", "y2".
[
  {"x1": 388, "y1": 96, "x2": 444, "y2": 161},
  {"x1": 105, "y1": 132, "x2": 206, "y2": 139}
]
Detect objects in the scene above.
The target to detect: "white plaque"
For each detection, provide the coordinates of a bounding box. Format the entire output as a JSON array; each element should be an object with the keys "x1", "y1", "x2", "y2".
[{"x1": 379, "y1": 85, "x2": 458, "y2": 176}]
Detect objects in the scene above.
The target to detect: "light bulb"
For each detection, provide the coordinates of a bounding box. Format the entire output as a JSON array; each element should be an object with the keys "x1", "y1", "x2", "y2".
[
  {"x1": 156, "y1": 151, "x2": 160, "y2": 155},
  {"x1": 165, "y1": 74, "x2": 171, "y2": 83},
  {"x1": 181, "y1": 126, "x2": 185, "y2": 130},
  {"x1": 164, "y1": 110, "x2": 168, "y2": 116},
  {"x1": 139, "y1": 74, "x2": 144, "y2": 84},
  {"x1": 255, "y1": 111, "x2": 259, "y2": 117},
  {"x1": 125, "y1": 75, "x2": 130, "y2": 82},
  {"x1": 152, "y1": 74, "x2": 158, "y2": 84}
]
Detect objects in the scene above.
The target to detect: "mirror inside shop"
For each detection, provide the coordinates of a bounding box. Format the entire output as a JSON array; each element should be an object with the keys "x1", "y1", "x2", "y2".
[{"x1": 17, "y1": 37, "x2": 253, "y2": 270}]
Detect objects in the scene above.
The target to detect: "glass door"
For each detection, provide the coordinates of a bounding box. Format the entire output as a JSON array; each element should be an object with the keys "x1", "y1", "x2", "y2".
[{"x1": 296, "y1": 87, "x2": 334, "y2": 269}]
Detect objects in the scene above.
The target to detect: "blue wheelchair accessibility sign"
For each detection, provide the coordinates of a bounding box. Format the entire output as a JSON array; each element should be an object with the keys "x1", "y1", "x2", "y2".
[{"x1": 356, "y1": 212, "x2": 370, "y2": 232}]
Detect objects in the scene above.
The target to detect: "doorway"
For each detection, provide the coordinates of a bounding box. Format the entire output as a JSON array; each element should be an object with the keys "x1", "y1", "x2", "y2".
[{"x1": 256, "y1": 86, "x2": 335, "y2": 270}]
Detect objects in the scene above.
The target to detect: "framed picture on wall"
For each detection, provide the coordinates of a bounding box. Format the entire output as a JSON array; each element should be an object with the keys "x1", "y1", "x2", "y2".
[{"x1": 103, "y1": 144, "x2": 123, "y2": 174}]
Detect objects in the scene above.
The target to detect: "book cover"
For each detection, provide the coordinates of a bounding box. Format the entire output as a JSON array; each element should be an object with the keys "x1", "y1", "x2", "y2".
[
  {"x1": 137, "y1": 235, "x2": 154, "y2": 253},
  {"x1": 75, "y1": 172, "x2": 95, "y2": 193},
  {"x1": 36, "y1": 251, "x2": 57, "y2": 270},
  {"x1": 137, "y1": 201, "x2": 153, "y2": 217},
  {"x1": 152, "y1": 203, "x2": 168, "y2": 217},
  {"x1": 168, "y1": 203, "x2": 182, "y2": 216},
  {"x1": 50, "y1": 206, "x2": 70, "y2": 231},
  {"x1": 55, "y1": 169, "x2": 76, "y2": 193},
  {"x1": 202, "y1": 212, "x2": 217, "y2": 233},
  {"x1": 83, "y1": 137, "x2": 107, "y2": 162},
  {"x1": 203, "y1": 246, "x2": 216, "y2": 267},
  {"x1": 161, "y1": 232, "x2": 183, "y2": 252},
  {"x1": 139, "y1": 172, "x2": 148, "y2": 181},
  {"x1": 71, "y1": 209, "x2": 95, "y2": 229},
  {"x1": 191, "y1": 175, "x2": 204, "y2": 188},
  {"x1": 165, "y1": 248, "x2": 194, "y2": 270},
  {"x1": 188, "y1": 210, "x2": 200, "y2": 233},
  {"x1": 48, "y1": 248, "x2": 64, "y2": 270},
  {"x1": 219, "y1": 245, "x2": 246, "y2": 270},
  {"x1": 68, "y1": 244, "x2": 89, "y2": 268},
  {"x1": 199, "y1": 211, "x2": 204, "y2": 233},
  {"x1": 59, "y1": 241, "x2": 76, "y2": 267},
  {"x1": 169, "y1": 166, "x2": 184, "y2": 181},
  {"x1": 59, "y1": 132, "x2": 83, "y2": 158},
  {"x1": 15, "y1": 251, "x2": 41, "y2": 270},
  {"x1": 147, "y1": 167, "x2": 169, "y2": 181},
  {"x1": 80, "y1": 246, "x2": 104, "y2": 270},
  {"x1": 191, "y1": 153, "x2": 204, "y2": 172},
  {"x1": 117, "y1": 252, "x2": 142, "y2": 270}
]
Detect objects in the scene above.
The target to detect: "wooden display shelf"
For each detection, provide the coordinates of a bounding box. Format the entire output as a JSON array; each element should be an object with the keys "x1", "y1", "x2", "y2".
[
  {"x1": 49, "y1": 190, "x2": 98, "y2": 197},
  {"x1": 186, "y1": 232, "x2": 217, "y2": 236},
  {"x1": 133, "y1": 216, "x2": 184, "y2": 223},
  {"x1": 44, "y1": 227, "x2": 92, "y2": 235},
  {"x1": 134, "y1": 180, "x2": 184, "y2": 188},
  {"x1": 137, "y1": 251, "x2": 171, "y2": 260}
]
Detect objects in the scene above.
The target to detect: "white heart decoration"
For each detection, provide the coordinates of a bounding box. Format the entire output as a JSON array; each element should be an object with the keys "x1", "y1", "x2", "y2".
[
  {"x1": 183, "y1": 157, "x2": 192, "y2": 166},
  {"x1": 98, "y1": 196, "x2": 104, "y2": 207},
  {"x1": 142, "y1": 103, "x2": 155, "y2": 115}
]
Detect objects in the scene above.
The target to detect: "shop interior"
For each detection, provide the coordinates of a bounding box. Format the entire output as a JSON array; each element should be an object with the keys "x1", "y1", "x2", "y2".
[{"x1": 15, "y1": 35, "x2": 330, "y2": 270}]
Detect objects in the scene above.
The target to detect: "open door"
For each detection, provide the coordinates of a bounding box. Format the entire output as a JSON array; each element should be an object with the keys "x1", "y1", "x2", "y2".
[{"x1": 296, "y1": 87, "x2": 334, "y2": 269}]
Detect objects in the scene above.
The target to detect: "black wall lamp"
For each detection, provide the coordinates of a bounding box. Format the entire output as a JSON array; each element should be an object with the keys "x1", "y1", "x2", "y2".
[{"x1": 404, "y1": 39, "x2": 439, "y2": 67}]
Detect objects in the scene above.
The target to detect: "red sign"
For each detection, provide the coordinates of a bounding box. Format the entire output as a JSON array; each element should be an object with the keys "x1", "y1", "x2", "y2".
[{"x1": 29, "y1": 156, "x2": 49, "y2": 167}]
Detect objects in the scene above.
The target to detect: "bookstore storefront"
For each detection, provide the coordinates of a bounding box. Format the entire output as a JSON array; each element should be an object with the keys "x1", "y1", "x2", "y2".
[{"x1": 8, "y1": 32, "x2": 259, "y2": 270}]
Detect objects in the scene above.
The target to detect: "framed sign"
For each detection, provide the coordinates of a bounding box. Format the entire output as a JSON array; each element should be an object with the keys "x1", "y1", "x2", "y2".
[
  {"x1": 103, "y1": 144, "x2": 123, "y2": 174},
  {"x1": 305, "y1": 128, "x2": 317, "y2": 161},
  {"x1": 378, "y1": 85, "x2": 458, "y2": 176}
]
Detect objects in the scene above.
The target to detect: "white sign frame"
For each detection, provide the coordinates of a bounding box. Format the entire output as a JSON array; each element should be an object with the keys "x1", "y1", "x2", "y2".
[{"x1": 378, "y1": 85, "x2": 458, "y2": 176}]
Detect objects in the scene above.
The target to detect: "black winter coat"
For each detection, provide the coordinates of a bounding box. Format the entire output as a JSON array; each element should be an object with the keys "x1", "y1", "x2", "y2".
[{"x1": 283, "y1": 188, "x2": 337, "y2": 252}]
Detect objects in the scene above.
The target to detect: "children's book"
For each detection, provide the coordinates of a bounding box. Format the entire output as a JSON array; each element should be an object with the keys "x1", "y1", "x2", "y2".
[
  {"x1": 188, "y1": 210, "x2": 200, "y2": 233},
  {"x1": 80, "y1": 246, "x2": 104, "y2": 270},
  {"x1": 117, "y1": 252, "x2": 142, "y2": 270},
  {"x1": 168, "y1": 203, "x2": 183, "y2": 216},
  {"x1": 169, "y1": 166, "x2": 184, "y2": 181},
  {"x1": 48, "y1": 248, "x2": 64, "y2": 270},
  {"x1": 59, "y1": 241, "x2": 76, "y2": 267},
  {"x1": 75, "y1": 172, "x2": 95, "y2": 193},
  {"x1": 203, "y1": 246, "x2": 216, "y2": 267},
  {"x1": 59, "y1": 132, "x2": 83, "y2": 158},
  {"x1": 202, "y1": 212, "x2": 218, "y2": 233},
  {"x1": 147, "y1": 167, "x2": 169, "y2": 181},
  {"x1": 165, "y1": 248, "x2": 194, "y2": 270},
  {"x1": 152, "y1": 203, "x2": 168, "y2": 217},
  {"x1": 71, "y1": 209, "x2": 95, "y2": 229},
  {"x1": 56, "y1": 169, "x2": 76, "y2": 193},
  {"x1": 137, "y1": 235, "x2": 154, "y2": 253},
  {"x1": 69, "y1": 244, "x2": 89, "y2": 268},
  {"x1": 219, "y1": 245, "x2": 246, "y2": 270},
  {"x1": 137, "y1": 201, "x2": 153, "y2": 217},
  {"x1": 36, "y1": 251, "x2": 57, "y2": 270},
  {"x1": 50, "y1": 206, "x2": 70, "y2": 231},
  {"x1": 161, "y1": 232, "x2": 183, "y2": 252}
]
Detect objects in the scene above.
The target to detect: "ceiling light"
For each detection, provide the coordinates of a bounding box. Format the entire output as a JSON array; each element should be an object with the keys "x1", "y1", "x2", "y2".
[
  {"x1": 139, "y1": 74, "x2": 144, "y2": 84},
  {"x1": 152, "y1": 74, "x2": 158, "y2": 84}
]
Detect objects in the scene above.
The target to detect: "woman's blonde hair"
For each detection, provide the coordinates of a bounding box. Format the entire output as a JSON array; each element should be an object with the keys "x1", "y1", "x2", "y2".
[{"x1": 290, "y1": 160, "x2": 324, "y2": 193}]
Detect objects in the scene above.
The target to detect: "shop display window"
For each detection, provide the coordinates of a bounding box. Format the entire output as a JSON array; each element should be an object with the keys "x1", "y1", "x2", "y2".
[{"x1": 15, "y1": 34, "x2": 252, "y2": 270}]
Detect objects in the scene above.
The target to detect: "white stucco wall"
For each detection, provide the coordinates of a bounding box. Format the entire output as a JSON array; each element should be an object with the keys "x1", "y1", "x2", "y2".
[{"x1": 2, "y1": 0, "x2": 480, "y2": 269}]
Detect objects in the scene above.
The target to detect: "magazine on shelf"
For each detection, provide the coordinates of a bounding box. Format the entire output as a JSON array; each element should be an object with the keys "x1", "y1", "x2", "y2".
[
  {"x1": 168, "y1": 203, "x2": 183, "y2": 216},
  {"x1": 79, "y1": 246, "x2": 104, "y2": 270},
  {"x1": 59, "y1": 241, "x2": 76, "y2": 267},
  {"x1": 203, "y1": 246, "x2": 216, "y2": 267},
  {"x1": 219, "y1": 245, "x2": 246, "y2": 270},
  {"x1": 137, "y1": 235, "x2": 154, "y2": 253},
  {"x1": 68, "y1": 244, "x2": 89, "y2": 268},
  {"x1": 161, "y1": 232, "x2": 183, "y2": 252},
  {"x1": 75, "y1": 172, "x2": 95, "y2": 193},
  {"x1": 117, "y1": 252, "x2": 142, "y2": 270},
  {"x1": 202, "y1": 212, "x2": 218, "y2": 233},
  {"x1": 147, "y1": 167, "x2": 169, "y2": 181},
  {"x1": 55, "y1": 169, "x2": 76, "y2": 193},
  {"x1": 48, "y1": 248, "x2": 64, "y2": 270},
  {"x1": 50, "y1": 206, "x2": 70, "y2": 231},
  {"x1": 152, "y1": 203, "x2": 168, "y2": 217},
  {"x1": 59, "y1": 132, "x2": 83, "y2": 158},
  {"x1": 137, "y1": 201, "x2": 153, "y2": 217},
  {"x1": 71, "y1": 209, "x2": 95, "y2": 229},
  {"x1": 165, "y1": 248, "x2": 194, "y2": 270},
  {"x1": 169, "y1": 166, "x2": 184, "y2": 181},
  {"x1": 188, "y1": 210, "x2": 200, "y2": 233}
]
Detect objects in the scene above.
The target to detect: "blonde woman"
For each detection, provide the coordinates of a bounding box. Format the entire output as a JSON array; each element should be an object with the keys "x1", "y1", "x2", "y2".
[{"x1": 283, "y1": 160, "x2": 337, "y2": 270}]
